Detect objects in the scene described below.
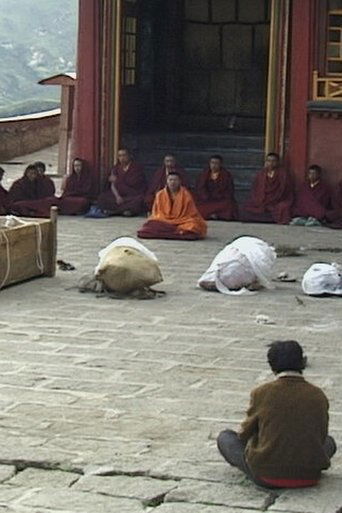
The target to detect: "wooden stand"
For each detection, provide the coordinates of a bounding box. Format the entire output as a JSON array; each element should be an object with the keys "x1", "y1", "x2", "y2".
[{"x1": 0, "y1": 206, "x2": 58, "y2": 290}]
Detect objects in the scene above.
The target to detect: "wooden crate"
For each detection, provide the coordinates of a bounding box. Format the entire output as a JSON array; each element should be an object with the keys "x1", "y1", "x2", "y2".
[{"x1": 0, "y1": 207, "x2": 57, "y2": 289}]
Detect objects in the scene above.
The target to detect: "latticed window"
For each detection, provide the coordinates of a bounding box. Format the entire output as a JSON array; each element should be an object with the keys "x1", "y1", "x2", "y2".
[
  {"x1": 327, "y1": 0, "x2": 342, "y2": 74},
  {"x1": 122, "y1": 16, "x2": 137, "y2": 86}
]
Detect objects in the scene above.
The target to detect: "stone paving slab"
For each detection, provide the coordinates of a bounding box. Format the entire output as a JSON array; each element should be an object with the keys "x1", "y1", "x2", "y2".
[
  {"x1": 0, "y1": 173, "x2": 342, "y2": 512},
  {"x1": 269, "y1": 475, "x2": 342, "y2": 513},
  {"x1": 164, "y1": 479, "x2": 271, "y2": 509},
  {"x1": 151, "y1": 505, "x2": 259, "y2": 513}
]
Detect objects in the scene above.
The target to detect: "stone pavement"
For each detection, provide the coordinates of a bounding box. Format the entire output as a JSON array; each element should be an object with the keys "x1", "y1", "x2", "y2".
[
  {"x1": 0, "y1": 146, "x2": 342, "y2": 512},
  {"x1": 0, "y1": 212, "x2": 342, "y2": 513}
]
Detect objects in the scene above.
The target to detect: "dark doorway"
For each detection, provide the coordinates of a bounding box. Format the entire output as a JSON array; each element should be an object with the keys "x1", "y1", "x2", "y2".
[{"x1": 124, "y1": 0, "x2": 270, "y2": 134}]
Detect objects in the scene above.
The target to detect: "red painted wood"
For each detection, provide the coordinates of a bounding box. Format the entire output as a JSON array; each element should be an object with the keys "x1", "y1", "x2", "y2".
[
  {"x1": 287, "y1": 0, "x2": 316, "y2": 184},
  {"x1": 73, "y1": 0, "x2": 101, "y2": 191},
  {"x1": 308, "y1": 115, "x2": 342, "y2": 187}
]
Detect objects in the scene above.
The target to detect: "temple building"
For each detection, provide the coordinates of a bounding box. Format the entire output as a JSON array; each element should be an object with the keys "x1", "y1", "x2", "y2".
[{"x1": 73, "y1": 0, "x2": 342, "y2": 193}]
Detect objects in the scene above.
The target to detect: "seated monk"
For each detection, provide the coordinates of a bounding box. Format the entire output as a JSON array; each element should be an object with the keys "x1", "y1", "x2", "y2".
[
  {"x1": 59, "y1": 158, "x2": 93, "y2": 215},
  {"x1": 0, "y1": 167, "x2": 9, "y2": 215},
  {"x1": 97, "y1": 148, "x2": 146, "y2": 216},
  {"x1": 34, "y1": 161, "x2": 56, "y2": 199},
  {"x1": 145, "y1": 154, "x2": 190, "y2": 212},
  {"x1": 8, "y1": 164, "x2": 58, "y2": 217},
  {"x1": 326, "y1": 180, "x2": 342, "y2": 229},
  {"x1": 195, "y1": 155, "x2": 238, "y2": 221},
  {"x1": 138, "y1": 172, "x2": 207, "y2": 240},
  {"x1": 241, "y1": 153, "x2": 293, "y2": 224},
  {"x1": 291, "y1": 165, "x2": 332, "y2": 226}
]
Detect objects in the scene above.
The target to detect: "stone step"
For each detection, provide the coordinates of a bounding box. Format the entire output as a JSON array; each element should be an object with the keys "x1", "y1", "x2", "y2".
[
  {"x1": 143, "y1": 164, "x2": 259, "y2": 191},
  {"x1": 124, "y1": 131, "x2": 265, "y2": 151},
  {"x1": 137, "y1": 148, "x2": 263, "y2": 169}
]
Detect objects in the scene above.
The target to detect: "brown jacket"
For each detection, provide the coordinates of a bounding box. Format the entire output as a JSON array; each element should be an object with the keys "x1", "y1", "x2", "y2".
[{"x1": 239, "y1": 375, "x2": 330, "y2": 479}]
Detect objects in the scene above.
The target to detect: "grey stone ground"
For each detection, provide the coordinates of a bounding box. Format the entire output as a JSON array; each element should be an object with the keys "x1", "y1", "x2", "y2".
[{"x1": 0, "y1": 149, "x2": 342, "y2": 512}]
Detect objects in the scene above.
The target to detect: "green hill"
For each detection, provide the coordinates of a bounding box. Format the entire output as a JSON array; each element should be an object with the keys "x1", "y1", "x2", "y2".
[{"x1": 0, "y1": 0, "x2": 77, "y2": 115}]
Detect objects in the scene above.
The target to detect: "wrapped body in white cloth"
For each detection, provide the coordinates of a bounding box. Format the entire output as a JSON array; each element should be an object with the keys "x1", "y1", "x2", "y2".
[
  {"x1": 302, "y1": 263, "x2": 342, "y2": 296},
  {"x1": 198, "y1": 236, "x2": 276, "y2": 295}
]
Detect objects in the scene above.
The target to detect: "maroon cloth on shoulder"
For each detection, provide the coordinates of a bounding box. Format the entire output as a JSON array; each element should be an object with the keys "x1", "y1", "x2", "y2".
[
  {"x1": 8, "y1": 176, "x2": 38, "y2": 203},
  {"x1": 195, "y1": 167, "x2": 238, "y2": 220},
  {"x1": 62, "y1": 169, "x2": 93, "y2": 198},
  {"x1": 293, "y1": 181, "x2": 331, "y2": 221},
  {"x1": 0, "y1": 185, "x2": 9, "y2": 214},
  {"x1": 242, "y1": 167, "x2": 294, "y2": 224},
  {"x1": 97, "y1": 161, "x2": 146, "y2": 215},
  {"x1": 145, "y1": 166, "x2": 189, "y2": 211},
  {"x1": 326, "y1": 181, "x2": 342, "y2": 228},
  {"x1": 60, "y1": 168, "x2": 93, "y2": 215},
  {"x1": 37, "y1": 175, "x2": 56, "y2": 198},
  {"x1": 8, "y1": 176, "x2": 59, "y2": 217},
  {"x1": 137, "y1": 220, "x2": 199, "y2": 240}
]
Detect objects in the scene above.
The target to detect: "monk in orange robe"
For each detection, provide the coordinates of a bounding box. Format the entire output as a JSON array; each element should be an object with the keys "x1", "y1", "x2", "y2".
[
  {"x1": 138, "y1": 172, "x2": 207, "y2": 240},
  {"x1": 195, "y1": 155, "x2": 238, "y2": 221},
  {"x1": 145, "y1": 154, "x2": 190, "y2": 212}
]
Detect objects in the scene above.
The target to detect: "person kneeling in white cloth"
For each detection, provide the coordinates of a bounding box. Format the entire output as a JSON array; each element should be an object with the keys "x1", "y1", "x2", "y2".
[
  {"x1": 302, "y1": 263, "x2": 342, "y2": 296},
  {"x1": 198, "y1": 236, "x2": 276, "y2": 295}
]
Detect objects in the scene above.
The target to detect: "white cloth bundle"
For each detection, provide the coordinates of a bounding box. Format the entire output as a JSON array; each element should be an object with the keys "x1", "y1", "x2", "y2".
[
  {"x1": 95, "y1": 237, "x2": 162, "y2": 293},
  {"x1": 198, "y1": 236, "x2": 276, "y2": 295},
  {"x1": 302, "y1": 263, "x2": 342, "y2": 296}
]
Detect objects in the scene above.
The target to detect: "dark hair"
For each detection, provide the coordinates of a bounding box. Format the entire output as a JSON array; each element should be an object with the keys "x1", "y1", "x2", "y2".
[
  {"x1": 210, "y1": 155, "x2": 223, "y2": 162},
  {"x1": 24, "y1": 164, "x2": 37, "y2": 176},
  {"x1": 266, "y1": 152, "x2": 280, "y2": 160},
  {"x1": 167, "y1": 171, "x2": 181, "y2": 178},
  {"x1": 34, "y1": 161, "x2": 46, "y2": 172},
  {"x1": 308, "y1": 164, "x2": 322, "y2": 175},
  {"x1": 267, "y1": 340, "x2": 306, "y2": 374}
]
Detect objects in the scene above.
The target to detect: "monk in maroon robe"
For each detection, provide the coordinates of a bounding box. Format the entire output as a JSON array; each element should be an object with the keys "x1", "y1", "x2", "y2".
[
  {"x1": 145, "y1": 154, "x2": 190, "y2": 212},
  {"x1": 326, "y1": 181, "x2": 342, "y2": 228},
  {"x1": 0, "y1": 167, "x2": 9, "y2": 215},
  {"x1": 241, "y1": 153, "x2": 294, "y2": 224},
  {"x1": 8, "y1": 165, "x2": 57, "y2": 217},
  {"x1": 34, "y1": 161, "x2": 56, "y2": 199},
  {"x1": 195, "y1": 155, "x2": 238, "y2": 221},
  {"x1": 292, "y1": 165, "x2": 332, "y2": 223},
  {"x1": 97, "y1": 148, "x2": 146, "y2": 216},
  {"x1": 59, "y1": 158, "x2": 93, "y2": 215}
]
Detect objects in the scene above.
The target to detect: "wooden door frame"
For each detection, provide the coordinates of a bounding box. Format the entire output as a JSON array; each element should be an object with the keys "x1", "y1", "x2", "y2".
[{"x1": 265, "y1": 0, "x2": 291, "y2": 157}]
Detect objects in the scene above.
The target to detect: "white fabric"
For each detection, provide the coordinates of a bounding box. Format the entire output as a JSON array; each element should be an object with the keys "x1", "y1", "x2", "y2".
[
  {"x1": 302, "y1": 263, "x2": 342, "y2": 296},
  {"x1": 198, "y1": 236, "x2": 276, "y2": 295},
  {"x1": 95, "y1": 236, "x2": 158, "y2": 274}
]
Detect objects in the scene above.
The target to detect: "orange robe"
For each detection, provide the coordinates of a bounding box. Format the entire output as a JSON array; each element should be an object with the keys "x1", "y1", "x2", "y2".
[{"x1": 138, "y1": 186, "x2": 207, "y2": 240}]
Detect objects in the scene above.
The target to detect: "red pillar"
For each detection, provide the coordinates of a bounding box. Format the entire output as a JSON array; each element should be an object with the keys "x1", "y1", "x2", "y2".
[
  {"x1": 287, "y1": 0, "x2": 316, "y2": 184},
  {"x1": 73, "y1": 0, "x2": 101, "y2": 191}
]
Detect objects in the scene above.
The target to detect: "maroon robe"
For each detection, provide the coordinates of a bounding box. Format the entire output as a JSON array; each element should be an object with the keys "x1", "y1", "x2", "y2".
[
  {"x1": 195, "y1": 167, "x2": 238, "y2": 221},
  {"x1": 241, "y1": 167, "x2": 294, "y2": 224},
  {"x1": 0, "y1": 185, "x2": 9, "y2": 215},
  {"x1": 37, "y1": 175, "x2": 56, "y2": 198},
  {"x1": 293, "y1": 180, "x2": 331, "y2": 221},
  {"x1": 145, "y1": 165, "x2": 190, "y2": 211},
  {"x1": 325, "y1": 181, "x2": 342, "y2": 228},
  {"x1": 97, "y1": 161, "x2": 146, "y2": 215},
  {"x1": 59, "y1": 169, "x2": 93, "y2": 215},
  {"x1": 8, "y1": 177, "x2": 57, "y2": 217}
]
